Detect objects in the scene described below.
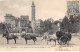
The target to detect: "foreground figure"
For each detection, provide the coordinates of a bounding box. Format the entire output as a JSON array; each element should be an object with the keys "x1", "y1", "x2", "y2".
[
  {"x1": 56, "y1": 31, "x2": 72, "y2": 45},
  {"x1": 42, "y1": 33, "x2": 57, "y2": 45},
  {"x1": 2, "y1": 31, "x2": 18, "y2": 44},
  {"x1": 21, "y1": 33, "x2": 37, "y2": 44}
]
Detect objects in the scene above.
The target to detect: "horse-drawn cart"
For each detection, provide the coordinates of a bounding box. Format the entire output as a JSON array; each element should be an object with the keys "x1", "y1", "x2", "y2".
[{"x1": 56, "y1": 31, "x2": 72, "y2": 45}]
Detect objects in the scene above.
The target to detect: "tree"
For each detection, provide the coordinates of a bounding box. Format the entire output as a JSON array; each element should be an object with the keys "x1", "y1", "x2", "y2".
[
  {"x1": 69, "y1": 15, "x2": 80, "y2": 33},
  {"x1": 60, "y1": 15, "x2": 80, "y2": 33},
  {"x1": 40, "y1": 18, "x2": 62, "y2": 35},
  {"x1": 60, "y1": 16, "x2": 69, "y2": 32},
  {"x1": 43, "y1": 19, "x2": 53, "y2": 33}
]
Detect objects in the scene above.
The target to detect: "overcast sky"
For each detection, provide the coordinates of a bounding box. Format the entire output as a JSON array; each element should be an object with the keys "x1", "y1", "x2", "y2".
[{"x1": 0, "y1": 0, "x2": 67, "y2": 22}]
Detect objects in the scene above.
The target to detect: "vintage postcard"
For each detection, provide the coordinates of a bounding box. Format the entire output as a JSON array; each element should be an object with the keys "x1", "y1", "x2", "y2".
[{"x1": 0, "y1": 0, "x2": 80, "y2": 51}]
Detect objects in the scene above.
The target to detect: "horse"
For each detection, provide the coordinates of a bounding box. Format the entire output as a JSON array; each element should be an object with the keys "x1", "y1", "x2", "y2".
[
  {"x1": 42, "y1": 33, "x2": 57, "y2": 45},
  {"x1": 2, "y1": 32, "x2": 18, "y2": 44},
  {"x1": 21, "y1": 34, "x2": 37, "y2": 44}
]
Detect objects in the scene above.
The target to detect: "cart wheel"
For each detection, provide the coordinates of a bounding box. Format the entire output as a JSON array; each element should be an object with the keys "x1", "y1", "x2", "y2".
[{"x1": 58, "y1": 36, "x2": 69, "y2": 45}]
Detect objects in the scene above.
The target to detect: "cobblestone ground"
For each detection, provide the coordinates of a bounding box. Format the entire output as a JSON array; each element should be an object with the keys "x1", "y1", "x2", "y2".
[{"x1": 0, "y1": 33, "x2": 80, "y2": 51}]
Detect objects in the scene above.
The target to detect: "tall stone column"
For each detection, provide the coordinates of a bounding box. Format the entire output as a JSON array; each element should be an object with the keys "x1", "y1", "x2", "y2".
[{"x1": 31, "y1": 2, "x2": 36, "y2": 34}]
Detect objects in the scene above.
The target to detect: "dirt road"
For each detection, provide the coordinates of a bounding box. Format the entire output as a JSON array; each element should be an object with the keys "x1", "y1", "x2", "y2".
[{"x1": 0, "y1": 33, "x2": 80, "y2": 51}]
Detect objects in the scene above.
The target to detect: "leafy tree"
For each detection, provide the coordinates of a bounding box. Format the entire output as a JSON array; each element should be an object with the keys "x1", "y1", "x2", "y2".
[
  {"x1": 43, "y1": 19, "x2": 53, "y2": 33},
  {"x1": 42, "y1": 18, "x2": 59, "y2": 34},
  {"x1": 60, "y1": 15, "x2": 80, "y2": 33},
  {"x1": 60, "y1": 16, "x2": 69, "y2": 32},
  {"x1": 69, "y1": 15, "x2": 80, "y2": 33}
]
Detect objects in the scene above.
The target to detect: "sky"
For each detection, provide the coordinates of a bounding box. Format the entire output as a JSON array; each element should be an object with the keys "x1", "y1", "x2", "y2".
[{"x1": 0, "y1": 0, "x2": 67, "y2": 22}]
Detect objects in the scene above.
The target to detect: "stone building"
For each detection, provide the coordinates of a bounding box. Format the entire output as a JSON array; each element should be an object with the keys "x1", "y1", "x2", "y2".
[
  {"x1": 4, "y1": 14, "x2": 15, "y2": 28},
  {"x1": 19, "y1": 15, "x2": 30, "y2": 33},
  {"x1": 36, "y1": 19, "x2": 44, "y2": 34},
  {"x1": 4, "y1": 14, "x2": 31, "y2": 33},
  {"x1": 4, "y1": 14, "x2": 16, "y2": 32},
  {"x1": 36, "y1": 19, "x2": 44, "y2": 29}
]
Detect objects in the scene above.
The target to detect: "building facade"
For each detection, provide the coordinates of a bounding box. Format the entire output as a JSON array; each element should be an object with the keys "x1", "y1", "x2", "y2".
[
  {"x1": 36, "y1": 19, "x2": 44, "y2": 34},
  {"x1": 5, "y1": 14, "x2": 15, "y2": 28},
  {"x1": 19, "y1": 15, "x2": 30, "y2": 33},
  {"x1": 4, "y1": 14, "x2": 31, "y2": 33},
  {"x1": 36, "y1": 19, "x2": 44, "y2": 29}
]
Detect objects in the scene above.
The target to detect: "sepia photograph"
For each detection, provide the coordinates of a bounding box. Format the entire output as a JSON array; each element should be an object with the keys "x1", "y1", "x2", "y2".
[{"x1": 0, "y1": 0, "x2": 80, "y2": 51}]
